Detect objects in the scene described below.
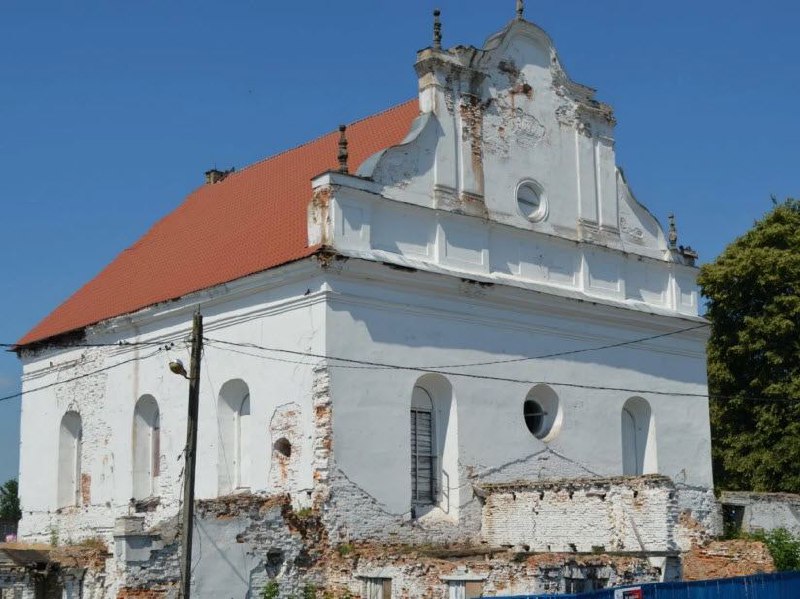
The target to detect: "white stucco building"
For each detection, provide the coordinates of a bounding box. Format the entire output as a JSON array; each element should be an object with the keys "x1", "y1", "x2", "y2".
[{"x1": 7, "y1": 6, "x2": 717, "y2": 598}]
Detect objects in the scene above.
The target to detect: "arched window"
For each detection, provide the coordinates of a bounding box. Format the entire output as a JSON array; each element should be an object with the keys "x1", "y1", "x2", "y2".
[
  {"x1": 410, "y1": 375, "x2": 459, "y2": 516},
  {"x1": 621, "y1": 397, "x2": 657, "y2": 475},
  {"x1": 218, "y1": 380, "x2": 251, "y2": 494},
  {"x1": 132, "y1": 395, "x2": 160, "y2": 499},
  {"x1": 237, "y1": 393, "x2": 251, "y2": 490},
  {"x1": 58, "y1": 411, "x2": 82, "y2": 508},
  {"x1": 411, "y1": 386, "x2": 436, "y2": 506}
]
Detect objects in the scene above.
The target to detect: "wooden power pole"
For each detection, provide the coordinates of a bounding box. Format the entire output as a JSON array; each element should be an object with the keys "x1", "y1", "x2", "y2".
[{"x1": 179, "y1": 310, "x2": 203, "y2": 599}]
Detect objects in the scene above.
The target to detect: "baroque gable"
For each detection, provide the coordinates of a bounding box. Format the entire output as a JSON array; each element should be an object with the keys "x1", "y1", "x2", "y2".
[{"x1": 311, "y1": 18, "x2": 700, "y2": 317}]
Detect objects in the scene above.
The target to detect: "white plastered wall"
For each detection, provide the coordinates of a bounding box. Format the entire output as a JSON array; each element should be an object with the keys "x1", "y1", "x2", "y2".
[
  {"x1": 16, "y1": 254, "x2": 715, "y2": 547},
  {"x1": 323, "y1": 261, "x2": 713, "y2": 533},
  {"x1": 17, "y1": 265, "x2": 327, "y2": 541}
]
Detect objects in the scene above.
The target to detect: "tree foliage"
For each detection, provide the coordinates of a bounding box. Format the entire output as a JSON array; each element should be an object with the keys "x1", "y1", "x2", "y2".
[
  {"x1": 0, "y1": 479, "x2": 21, "y2": 521},
  {"x1": 698, "y1": 198, "x2": 800, "y2": 492}
]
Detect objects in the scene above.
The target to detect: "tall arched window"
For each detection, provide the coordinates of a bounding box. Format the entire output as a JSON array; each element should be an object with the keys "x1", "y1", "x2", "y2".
[
  {"x1": 218, "y1": 380, "x2": 251, "y2": 494},
  {"x1": 410, "y1": 375, "x2": 458, "y2": 516},
  {"x1": 411, "y1": 386, "x2": 436, "y2": 506},
  {"x1": 621, "y1": 397, "x2": 657, "y2": 475},
  {"x1": 58, "y1": 411, "x2": 82, "y2": 508},
  {"x1": 132, "y1": 395, "x2": 160, "y2": 499},
  {"x1": 237, "y1": 393, "x2": 251, "y2": 490}
]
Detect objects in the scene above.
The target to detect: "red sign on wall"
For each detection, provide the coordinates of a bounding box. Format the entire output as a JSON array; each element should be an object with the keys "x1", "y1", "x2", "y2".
[{"x1": 613, "y1": 588, "x2": 643, "y2": 599}]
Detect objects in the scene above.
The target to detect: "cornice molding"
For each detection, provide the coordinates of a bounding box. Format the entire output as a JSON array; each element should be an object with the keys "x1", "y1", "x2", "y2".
[{"x1": 323, "y1": 257, "x2": 707, "y2": 359}]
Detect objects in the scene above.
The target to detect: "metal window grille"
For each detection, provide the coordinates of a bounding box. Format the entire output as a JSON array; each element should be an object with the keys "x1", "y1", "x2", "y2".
[{"x1": 411, "y1": 388, "x2": 436, "y2": 505}]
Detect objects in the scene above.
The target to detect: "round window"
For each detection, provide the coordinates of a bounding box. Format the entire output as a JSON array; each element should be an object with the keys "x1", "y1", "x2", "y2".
[
  {"x1": 273, "y1": 438, "x2": 292, "y2": 458},
  {"x1": 517, "y1": 182, "x2": 547, "y2": 222},
  {"x1": 523, "y1": 386, "x2": 562, "y2": 441},
  {"x1": 523, "y1": 399, "x2": 546, "y2": 436}
]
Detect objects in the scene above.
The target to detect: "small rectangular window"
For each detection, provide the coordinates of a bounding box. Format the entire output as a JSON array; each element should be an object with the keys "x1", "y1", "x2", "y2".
[
  {"x1": 564, "y1": 577, "x2": 607, "y2": 593},
  {"x1": 363, "y1": 578, "x2": 391, "y2": 599},
  {"x1": 447, "y1": 580, "x2": 483, "y2": 599},
  {"x1": 465, "y1": 581, "x2": 483, "y2": 599}
]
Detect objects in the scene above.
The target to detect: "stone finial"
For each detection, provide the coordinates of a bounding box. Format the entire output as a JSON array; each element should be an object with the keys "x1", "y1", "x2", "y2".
[
  {"x1": 433, "y1": 9, "x2": 442, "y2": 50},
  {"x1": 516, "y1": 0, "x2": 525, "y2": 20},
  {"x1": 668, "y1": 213, "x2": 678, "y2": 250},
  {"x1": 337, "y1": 125, "x2": 349, "y2": 174}
]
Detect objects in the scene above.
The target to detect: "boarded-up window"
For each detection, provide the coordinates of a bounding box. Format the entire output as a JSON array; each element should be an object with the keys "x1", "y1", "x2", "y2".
[
  {"x1": 133, "y1": 395, "x2": 160, "y2": 499},
  {"x1": 363, "y1": 578, "x2": 392, "y2": 599},
  {"x1": 621, "y1": 397, "x2": 657, "y2": 476},
  {"x1": 58, "y1": 411, "x2": 82, "y2": 508},
  {"x1": 447, "y1": 580, "x2": 483, "y2": 599},
  {"x1": 218, "y1": 380, "x2": 252, "y2": 494},
  {"x1": 411, "y1": 386, "x2": 435, "y2": 505}
]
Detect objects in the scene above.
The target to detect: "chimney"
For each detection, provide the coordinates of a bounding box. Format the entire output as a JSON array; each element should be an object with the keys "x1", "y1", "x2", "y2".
[{"x1": 204, "y1": 167, "x2": 235, "y2": 185}]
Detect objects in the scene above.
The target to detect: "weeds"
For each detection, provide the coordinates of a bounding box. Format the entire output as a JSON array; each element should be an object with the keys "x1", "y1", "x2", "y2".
[{"x1": 261, "y1": 580, "x2": 279, "y2": 599}]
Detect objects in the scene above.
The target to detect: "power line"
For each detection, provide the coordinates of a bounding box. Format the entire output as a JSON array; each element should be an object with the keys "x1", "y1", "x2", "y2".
[
  {"x1": 204, "y1": 323, "x2": 709, "y2": 374},
  {"x1": 1, "y1": 328, "x2": 794, "y2": 405},
  {"x1": 2, "y1": 324, "x2": 706, "y2": 359},
  {"x1": 0, "y1": 347, "x2": 166, "y2": 403},
  {"x1": 202, "y1": 339, "x2": 387, "y2": 370},
  {"x1": 204, "y1": 337, "x2": 800, "y2": 404},
  {"x1": 421, "y1": 323, "x2": 709, "y2": 369},
  {"x1": 1, "y1": 340, "x2": 184, "y2": 349}
]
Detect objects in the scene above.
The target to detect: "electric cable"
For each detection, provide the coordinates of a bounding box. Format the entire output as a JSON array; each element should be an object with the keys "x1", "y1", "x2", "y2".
[
  {"x1": 0, "y1": 325, "x2": 794, "y2": 405},
  {"x1": 423, "y1": 323, "x2": 709, "y2": 369},
  {"x1": 1, "y1": 339, "x2": 180, "y2": 349},
  {"x1": 0, "y1": 347, "x2": 166, "y2": 403},
  {"x1": 204, "y1": 337, "x2": 800, "y2": 404}
]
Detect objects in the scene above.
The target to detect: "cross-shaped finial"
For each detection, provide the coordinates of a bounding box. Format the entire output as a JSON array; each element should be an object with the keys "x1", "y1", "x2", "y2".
[
  {"x1": 433, "y1": 9, "x2": 442, "y2": 50},
  {"x1": 516, "y1": 0, "x2": 525, "y2": 20},
  {"x1": 337, "y1": 125, "x2": 349, "y2": 174},
  {"x1": 668, "y1": 213, "x2": 678, "y2": 249}
]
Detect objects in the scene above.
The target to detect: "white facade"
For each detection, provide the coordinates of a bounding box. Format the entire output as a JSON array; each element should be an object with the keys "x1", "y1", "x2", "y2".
[
  {"x1": 13, "y1": 13, "x2": 716, "y2": 597},
  {"x1": 16, "y1": 253, "x2": 714, "y2": 537}
]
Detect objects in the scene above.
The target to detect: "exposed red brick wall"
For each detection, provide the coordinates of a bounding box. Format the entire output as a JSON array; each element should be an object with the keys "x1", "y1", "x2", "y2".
[
  {"x1": 683, "y1": 540, "x2": 775, "y2": 581},
  {"x1": 80, "y1": 473, "x2": 91, "y2": 505}
]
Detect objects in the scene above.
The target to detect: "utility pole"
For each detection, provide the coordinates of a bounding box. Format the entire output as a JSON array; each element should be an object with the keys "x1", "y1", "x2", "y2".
[{"x1": 179, "y1": 309, "x2": 203, "y2": 599}]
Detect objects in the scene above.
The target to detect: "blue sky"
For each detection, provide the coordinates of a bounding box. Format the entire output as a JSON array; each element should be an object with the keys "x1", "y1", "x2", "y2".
[{"x1": 0, "y1": 0, "x2": 798, "y2": 485}]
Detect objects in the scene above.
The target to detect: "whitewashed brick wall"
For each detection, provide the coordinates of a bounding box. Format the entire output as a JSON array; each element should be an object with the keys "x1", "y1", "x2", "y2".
[{"x1": 481, "y1": 476, "x2": 680, "y2": 553}]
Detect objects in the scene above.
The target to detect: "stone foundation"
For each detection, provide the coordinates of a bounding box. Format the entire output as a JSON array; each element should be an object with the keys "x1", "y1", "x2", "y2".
[{"x1": 2, "y1": 482, "x2": 718, "y2": 598}]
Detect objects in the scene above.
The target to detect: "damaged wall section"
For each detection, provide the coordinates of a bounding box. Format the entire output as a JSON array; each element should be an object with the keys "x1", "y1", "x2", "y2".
[{"x1": 480, "y1": 476, "x2": 679, "y2": 553}]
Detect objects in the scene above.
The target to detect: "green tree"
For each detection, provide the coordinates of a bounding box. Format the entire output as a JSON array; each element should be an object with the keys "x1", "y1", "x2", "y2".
[
  {"x1": 0, "y1": 479, "x2": 21, "y2": 521},
  {"x1": 698, "y1": 198, "x2": 800, "y2": 492}
]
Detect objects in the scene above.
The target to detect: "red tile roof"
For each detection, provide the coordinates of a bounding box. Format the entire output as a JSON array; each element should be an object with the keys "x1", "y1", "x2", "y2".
[{"x1": 18, "y1": 100, "x2": 420, "y2": 347}]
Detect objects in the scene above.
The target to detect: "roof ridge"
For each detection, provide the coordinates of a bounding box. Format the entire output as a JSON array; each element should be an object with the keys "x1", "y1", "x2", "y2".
[{"x1": 225, "y1": 98, "x2": 417, "y2": 181}]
